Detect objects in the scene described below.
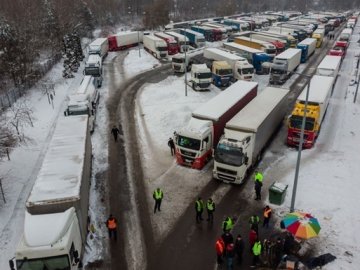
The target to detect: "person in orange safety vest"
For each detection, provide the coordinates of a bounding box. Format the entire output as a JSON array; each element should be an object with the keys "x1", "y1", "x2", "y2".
[
  {"x1": 106, "y1": 214, "x2": 118, "y2": 240},
  {"x1": 215, "y1": 237, "x2": 225, "y2": 266},
  {"x1": 263, "y1": 206, "x2": 272, "y2": 228}
]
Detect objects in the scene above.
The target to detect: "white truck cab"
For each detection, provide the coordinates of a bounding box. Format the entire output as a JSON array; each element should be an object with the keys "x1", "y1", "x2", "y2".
[{"x1": 190, "y1": 64, "x2": 212, "y2": 90}]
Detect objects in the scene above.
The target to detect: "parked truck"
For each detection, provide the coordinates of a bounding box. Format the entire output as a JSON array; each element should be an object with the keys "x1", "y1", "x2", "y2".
[
  {"x1": 10, "y1": 115, "x2": 91, "y2": 270},
  {"x1": 210, "y1": 61, "x2": 233, "y2": 87},
  {"x1": 261, "y1": 31, "x2": 298, "y2": 48},
  {"x1": 204, "y1": 48, "x2": 255, "y2": 81},
  {"x1": 84, "y1": 54, "x2": 102, "y2": 77},
  {"x1": 88, "y1": 38, "x2": 109, "y2": 59},
  {"x1": 296, "y1": 38, "x2": 317, "y2": 63},
  {"x1": 223, "y1": 19, "x2": 250, "y2": 31},
  {"x1": 171, "y1": 48, "x2": 204, "y2": 73},
  {"x1": 190, "y1": 64, "x2": 212, "y2": 90},
  {"x1": 143, "y1": 35, "x2": 168, "y2": 59},
  {"x1": 287, "y1": 75, "x2": 334, "y2": 148},
  {"x1": 154, "y1": 32, "x2": 180, "y2": 55},
  {"x1": 270, "y1": 48, "x2": 302, "y2": 84},
  {"x1": 64, "y1": 75, "x2": 100, "y2": 132},
  {"x1": 234, "y1": 36, "x2": 277, "y2": 57},
  {"x1": 311, "y1": 28, "x2": 325, "y2": 48},
  {"x1": 108, "y1": 31, "x2": 142, "y2": 51},
  {"x1": 223, "y1": 42, "x2": 272, "y2": 74},
  {"x1": 174, "y1": 81, "x2": 258, "y2": 169},
  {"x1": 191, "y1": 25, "x2": 220, "y2": 41},
  {"x1": 180, "y1": 29, "x2": 206, "y2": 48},
  {"x1": 316, "y1": 55, "x2": 341, "y2": 77},
  {"x1": 339, "y1": 28, "x2": 352, "y2": 42},
  {"x1": 213, "y1": 87, "x2": 289, "y2": 184},
  {"x1": 165, "y1": 31, "x2": 190, "y2": 52}
]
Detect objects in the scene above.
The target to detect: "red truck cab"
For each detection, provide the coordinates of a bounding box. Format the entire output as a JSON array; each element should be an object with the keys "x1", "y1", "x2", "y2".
[
  {"x1": 328, "y1": 46, "x2": 345, "y2": 58},
  {"x1": 271, "y1": 40, "x2": 286, "y2": 55}
]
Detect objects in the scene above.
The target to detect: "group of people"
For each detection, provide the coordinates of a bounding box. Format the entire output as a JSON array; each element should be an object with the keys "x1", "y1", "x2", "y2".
[{"x1": 194, "y1": 197, "x2": 216, "y2": 223}]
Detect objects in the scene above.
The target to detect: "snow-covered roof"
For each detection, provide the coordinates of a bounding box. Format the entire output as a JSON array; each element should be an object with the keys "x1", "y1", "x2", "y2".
[
  {"x1": 89, "y1": 38, "x2": 108, "y2": 47},
  {"x1": 76, "y1": 76, "x2": 93, "y2": 95},
  {"x1": 298, "y1": 38, "x2": 317, "y2": 46},
  {"x1": 224, "y1": 42, "x2": 263, "y2": 54},
  {"x1": 165, "y1": 31, "x2": 189, "y2": 42},
  {"x1": 181, "y1": 29, "x2": 204, "y2": 37},
  {"x1": 86, "y1": 54, "x2": 101, "y2": 65},
  {"x1": 235, "y1": 36, "x2": 274, "y2": 47},
  {"x1": 27, "y1": 115, "x2": 89, "y2": 206},
  {"x1": 226, "y1": 87, "x2": 289, "y2": 132},
  {"x1": 182, "y1": 118, "x2": 212, "y2": 138},
  {"x1": 204, "y1": 48, "x2": 246, "y2": 61},
  {"x1": 112, "y1": 31, "x2": 138, "y2": 37},
  {"x1": 23, "y1": 208, "x2": 75, "y2": 247},
  {"x1": 317, "y1": 55, "x2": 341, "y2": 71},
  {"x1": 298, "y1": 75, "x2": 334, "y2": 103},
  {"x1": 276, "y1": 48, "x2": 302, "y2": 60},
  {"x1": 192, "y1": 80, "x2": 258, "y2": 121}
]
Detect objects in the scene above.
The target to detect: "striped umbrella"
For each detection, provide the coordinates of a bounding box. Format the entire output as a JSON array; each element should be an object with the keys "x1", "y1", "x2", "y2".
[{"x1": 282, "y1": 212, "x2": 321, "y2": 239}]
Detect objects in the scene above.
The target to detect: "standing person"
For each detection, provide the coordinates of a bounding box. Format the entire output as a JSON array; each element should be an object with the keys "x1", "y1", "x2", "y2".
[
  {"x1": 222, "y1": 216, "x2": 234, "y2": 233},
  {"x1": 251, "y1": 240, "x2": 262, "y2": 268},
  {"x1": 168, "y1": 137, "x2": 175, "y2": 156},
  {"x1": 254, "y1": 179, "x2": 263, "y2": 200},
  {"x1": 234, "y1": 234, "x2": 244, "y2": 265},
  {"x1": 195, "y1": 197, "x2": 204, "y2": 223},
  {"x1": 263, "y1": 205, "x2": 272, "y2": 228},
  {"x1": 153, "y1": 188, "x2": 163, "y2": 213},
  {"x1": 222, "y1": 231, "x2": 234, "y2": 250},
  {"x1": 273, "y1": 238, "x2": 284, "y2": 268},
  {"x1": 206, "y1": 198, "x2": 215, "y2": 223},
  {"x1": 226, "y1": 242, "x2": 235, "y2": 270},
  {"x1": 106, "y1": 214, "x2": 117, "y2": 241},
  {"x1": 249, "y1": 214, "x2": 260, "y2": 234},
  {"x1": 215, "y1": 237, "x2": 225, "y2": 266},
  {"x1": 111, "y1": 125, "x2": 120, "y2": 142},
  {"x1": 254, "y1": 170, "x2": 263, "y2": 183},
  {"x1": 249, "y1": 228, "x2": 258, "y2": 250}
]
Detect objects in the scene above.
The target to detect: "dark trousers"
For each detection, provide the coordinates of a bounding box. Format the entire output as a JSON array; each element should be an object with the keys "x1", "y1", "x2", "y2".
[
  {"x1": 154, "y1": 199, "x2": 162, "y2": 213},
  {"x1": 196, "y1": 211, "x2": 203, "y2": 223},
  {"x1": 170, "y1": 147, "x2": 175, "y2": 156},
  {"x1": 113, "y1": 133, "x2": 118, "y2": 142},
  {"x1": 255, "y1": 188, "x2": 261, "y2": 200},
  {"x1": 108, "y1": 228, "x2": 117, "y2": 240},
  {"x1": 207, "y1": 210, "x2": 214, "y2": 222},
  {"x1": 252, "y1": 254, "x2": 260, "y2": 266},
  {"x1": 217, "y1": 254, "x2": 223, "y2": 265},
  {"x1": 263, "y1": 217, "x2": 270, "y2": 228},
  {"x1": 236, "y1": 251, "x2": 243, "y2": 265}
]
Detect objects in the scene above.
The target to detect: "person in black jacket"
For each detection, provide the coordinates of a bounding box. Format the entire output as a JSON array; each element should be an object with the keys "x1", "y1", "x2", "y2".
[
  {"x1": 168, "y1": 137, "x2": 175, "y2": 156},
  {"x1": 111, "y1": 126, "x2": 120, "y2": 142},
  {"x1": 234, "y1": 234, "x2": 244, "y2": 265}
]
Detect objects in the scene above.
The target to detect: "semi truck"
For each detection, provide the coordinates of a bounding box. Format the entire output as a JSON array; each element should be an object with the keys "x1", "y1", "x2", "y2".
[
  {"x1": 210, "y1": 61, "x2": 233, "y2": 87},
  {"x1": 171, "y1": 48, "x2": 204, "y2": 72},
  {"x1": 190, "y1": 64, "x2": 212, "y2": 90},
  {"x1": 275, "y1": 23, "x2": 313, "y2": 36},
  {"x1": 328, "y1": 41, "x2": 346, "y2": 58},
  {"x1": 287, "y1": 75, "x2": 334, "y2": 148},
  {"x1": 190, "y1": 25, "x2": 221, "y2": 41},
  {"x1": 261, "y1": 31, "x2": 298, "y2": 48},
  {"x1": 213, "y1": 87, "x2": 289, "y2": 184},
  {"x1": 339, "y1": 28, "x2": 352, "y2": 42},
  {"x1": 223, "y1": 42, "x2": 272, "y2": 74},
  {"x1": 316, "y1": 55, "x2": 341, "y2": 77},
  {"x1": 312, "y1": 28, "x2": 325, "y2": 48},
  {"x1": 108, "y1": 31, "x2": 143, "y2": 51},
  {"x1": 154, "y1": 32, "x2": 180, "y2": 55},
  {"x1": 84, "y1": 54, "x2": 102, "y2": 77},
  {"x1": 143, "y1": 35, "x2": 168, "y2": 59},
  {"x1": 234, "y1": 36, "x2": 277, "y2": 57},
  {"x1": 201, "y1": 23, "x2": 228, "y2": 39},
  {"x1": 165, "y1": 31, "x2": 190, "y2": 52},
  {"x1": 174, "y1": 81, "x2": 258, "y2": 169},
  {"x1": 179, "y1": 29, "x2": 206, "y2": 48},
  {"x1": 223, "y1": 19, "x2": 250, "y2": 31},
  {"x1": 88, "y1": 38, "x2": 109, "y2": 59},
  {"x1": 296, "y1": 38, "x2": 317, "y2": 63},
  {"x1": 270, "y1": 48, "x2": 302, "y2": 84},
  {"x1": 10, "y1": 115, "x2": 91, "y2": 270},
  {"x1": 203, "y1": 48, "x2": 255, "y2": 81},
  {"x1": 268, "y1": 26, "x2": 306, "y2": 42},
  {"x1": 64, "y1": 75, "x2": 100, "y2": 132}
]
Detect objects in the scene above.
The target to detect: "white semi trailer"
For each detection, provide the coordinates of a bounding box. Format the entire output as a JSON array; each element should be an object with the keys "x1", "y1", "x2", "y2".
[
  {"x1": 213, "y1": 87, "x2": 289, "y2": 184},
  {"x1": 269, "y1": 48, "x2": 302, "y2": 84},
  {"x1": 10, "y1": 115, "x2": 92, "y2": 270},
  {"x1": 88, "y1": 38, "x2": 109, "y2": 59},
  {"x1": 143, "y1": 35, "x2": 168, "y2": 59}
]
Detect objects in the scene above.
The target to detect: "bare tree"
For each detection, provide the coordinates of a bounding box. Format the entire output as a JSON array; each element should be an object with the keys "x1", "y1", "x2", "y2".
[{"x1": 7, "y1": 99, "x2": 34, "y2": 142}]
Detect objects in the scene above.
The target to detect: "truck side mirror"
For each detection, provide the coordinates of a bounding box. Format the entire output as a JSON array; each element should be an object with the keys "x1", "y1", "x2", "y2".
[{"x1": 9, "y1": 259, "x2": 15, "y2": 270}]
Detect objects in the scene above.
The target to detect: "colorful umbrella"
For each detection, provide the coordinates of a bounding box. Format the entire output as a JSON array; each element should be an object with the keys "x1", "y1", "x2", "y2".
[{"x1": 281, "y1": 212, "x2": 321, "y2": 239}]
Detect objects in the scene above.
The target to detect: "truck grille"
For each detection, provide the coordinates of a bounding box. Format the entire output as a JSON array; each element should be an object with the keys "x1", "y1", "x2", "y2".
[
  {"x1": 180, "y1": 150, "x2": 196, "y2": 157},
  {"x1": 199, "y1": 82, "x2": 210, "y2": 88},
  {"x1": 218, "y1": 174, "x2": 236, "y2": 182},
  {"x1": 293, "y1": 132, "x2": 308, "y2": 140},
  {"x1": 173, "y1": 65, "x2": 181, "y2": 71},
  {"x1": 217, "y1": 167, "x2": 237, "y2": 175},
  {"x1": 160, "y1": 53, "x2": 166, "y2": 58}
]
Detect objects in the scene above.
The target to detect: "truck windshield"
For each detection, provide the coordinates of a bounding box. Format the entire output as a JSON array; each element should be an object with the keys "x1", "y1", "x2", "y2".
[
  {"x1": 84, "y1": 68, "x2": 101, "y2": 76},
  {"x1": 241, "y1": 68, "x2": 254, "y2": 75},
  {"x1": 16, "y1": 255, "x2": 70, "y2": 270},
  {"x1": 198, "y1": 38, "x2": 206, "y2": 43},
  {"x1": 157, "y1": 47, "x2": 168, "y2": 51},
  {"x1": 197, "y1": 72, "x2": 212, "y2": 79},
  {"x1": 289, "y1": 115, "x2": 315, "y2": 131},
  {"x1": 266, "y1": 48, "x2": 276, "y2": 55},
  {"x1": 177, "y1": 135, "x2": 200, "y2": 151},
  {"x1": 218, "y1": 69, "x2": 232, "y2": 76},
  {"x1": 172, "y1": 58, "x2": 184, "y2": 63},
  {"x1": 214, "y1": 143, "x2": 244, "y2": 167},
  {"x1": 271, "y1": 68, "x2": 285, "y2": 74}
]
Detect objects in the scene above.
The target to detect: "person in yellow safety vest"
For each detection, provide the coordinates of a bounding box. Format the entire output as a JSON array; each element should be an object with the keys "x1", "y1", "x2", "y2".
[
  {"x1": 106, "y1": 214, "x2": 117, "y2": 241},
  {"x1": 195, "y1": 197, "x2": 204, "y2": 223},
  {"x1": 153, "y1": 188, "x2": 164, "y2": 213},
  {"x1": 206, "y1": 198, "x2": 215, "y2": 223},
  {"x1": 263, "y1": 205, "x2": 272, "y2": 228},
  {"x1": 254, "y1": 170, "x2": 263, "y2": 182},
  {"x1": 222, "y1": 216, "x2": 234, "y2": 232},
  {"x1": 249, "y1": 215, "x2": 260, "y2": 233},
  {"x1": 251, "y1": 240, "x2": 262, "y2": 268}
]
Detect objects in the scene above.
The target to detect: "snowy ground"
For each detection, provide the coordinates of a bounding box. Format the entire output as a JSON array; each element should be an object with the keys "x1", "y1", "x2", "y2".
[{"x1": 1, "y1": 23, "x2": 359, "y2": 269}]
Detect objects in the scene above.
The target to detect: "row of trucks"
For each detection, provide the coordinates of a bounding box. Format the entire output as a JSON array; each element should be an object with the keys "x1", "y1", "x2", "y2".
[
  {"x1": 175, "y1": 80, "x2": 258, "y2": 169},
  {"x1": 10, "y1": 115, "x2": 92, "y2": 270},
  {"x1": 287, "y1": 55, "x2": 341, "y2": 148},
  {"x1": 328, "y1": 28, "x2": 351, "y2": 59},
  {"x1": 296, "y1": 38, "x2": 317, "y2": 63},
  {"x1": 234, "y1": 36, "x2": 277, "y2": 58}
]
